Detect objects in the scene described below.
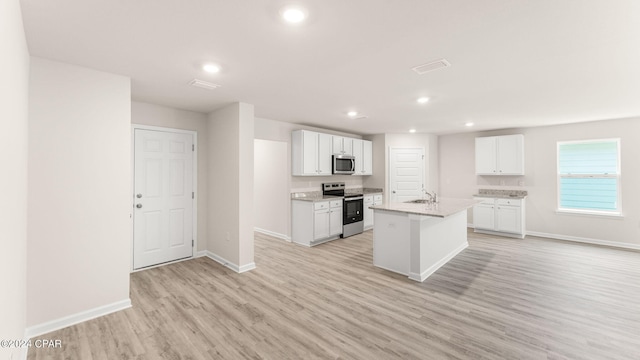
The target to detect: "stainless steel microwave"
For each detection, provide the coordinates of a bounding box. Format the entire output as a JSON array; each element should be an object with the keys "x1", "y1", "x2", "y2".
[{"x1": 332, "y1": 154, "x2": 355, "y2": 175}]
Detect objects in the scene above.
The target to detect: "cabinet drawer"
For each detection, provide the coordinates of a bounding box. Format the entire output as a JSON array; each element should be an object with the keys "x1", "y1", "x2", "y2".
[
  {"x1": 330, "y1": 200, "x2": 343, "y2": 208},
  {"x1": 496, "y1": 198, "x2": 521, "y2": 207},
  {"x1": 373, "y1": 194, "x2": 383, "y2": 202},
  {"x1": 474, "y1": 197, "x2": 495, "y2": 206},
  {"x1": 314, "y1": 201, "x2": 329, "y2": 210}
]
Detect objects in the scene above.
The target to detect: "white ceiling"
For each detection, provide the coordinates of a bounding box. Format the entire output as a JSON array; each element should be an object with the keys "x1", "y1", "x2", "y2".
[{"x1": 20, "y1": 0, "x2": 640, "y2": 135}]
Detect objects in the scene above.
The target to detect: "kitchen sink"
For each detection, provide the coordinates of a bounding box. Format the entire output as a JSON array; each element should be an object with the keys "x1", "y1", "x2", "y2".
[{"x1": 406, "y1": 199, "x2": 431, "y2": 204}]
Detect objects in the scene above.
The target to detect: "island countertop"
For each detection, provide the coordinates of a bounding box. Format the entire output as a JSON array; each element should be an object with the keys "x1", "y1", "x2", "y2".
[{"x1": 369, "y1": 198, "x2": 481, "y2": 218}]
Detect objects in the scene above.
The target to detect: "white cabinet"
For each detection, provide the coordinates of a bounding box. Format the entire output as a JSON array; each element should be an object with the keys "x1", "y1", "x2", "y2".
[
  {"x1": 352, "y1": 139, "x2": 373, "y2": 176},
  {"x1": 292, "y1": 199, "x2": 343, "y2": 246},
  {"x1": 293, "y1": 130, "x2": 374, "y2": 177},
  {"x1": 332, "y1": 136, "x2": 353, "y2": 155},
  {"x1": 473, "y1": 197, "x2": 525, "y2": 238},
  {"x1": 472, "y1": 200, "x2": 495, "y2": 230},
  {"x1": 329, "y1": 200, "x2": 343, "y2": 237},
  {"x1": 496, "y1": 200, "x2": 521, "y2": 234},
  {"x1": 475, "y1": 134, "x2": 524, "y2": 175},
  {"x1": 313, "y1": 208, "x2": 330, "y2": 240},
  {"x1": 292, "y1": 130, "x2": 332, "y2": 176},
  {"x1": 363, "y1": 194, "x2": 382, "y2": 230}
]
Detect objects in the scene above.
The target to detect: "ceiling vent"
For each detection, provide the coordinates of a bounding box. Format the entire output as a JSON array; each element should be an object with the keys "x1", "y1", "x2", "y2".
[
  {"x1": 412, "y1": 59, "x2": 451, "y2": 75},
  {"x1": 189, "y1": 79, "x2": 221, "y2": 90}
]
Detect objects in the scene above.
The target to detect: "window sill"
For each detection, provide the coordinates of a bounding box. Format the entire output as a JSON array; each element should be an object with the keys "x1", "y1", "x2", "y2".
[{"x1": 555, "y1": 209, "x2": 624, "y2": 219}]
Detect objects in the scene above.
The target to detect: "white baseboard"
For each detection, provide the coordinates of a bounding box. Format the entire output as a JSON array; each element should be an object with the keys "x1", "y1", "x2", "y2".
[
  {"x1": 25, "y1": 299, "x2": 131, "y2": 339},
  {"x1": 201, "y1": 250, "x2": 256, "y2": 273},
  {"x1": 254, "y1": 227, "x2": 291, "y2": 242},
  {"x1": 474, "y1": 228, "x2": 525, "y2": 239},
  {"x1": 527, "y1": 231, "x2": 640, "y2": 251},
  {"x1": 467, "y1": 223, "x2": 638, "y2": 251},
  {"x1": 238, "y1": 262, "x2": 257, "y2": 273},
  {"x1": 409, "y1": 242, "x2": 469, "y2": 282}
]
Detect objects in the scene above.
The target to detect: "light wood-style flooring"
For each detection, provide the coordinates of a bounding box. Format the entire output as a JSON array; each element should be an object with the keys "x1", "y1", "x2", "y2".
[{"x1": 29, "y1": 230, "x2": 640, "y2": 359}]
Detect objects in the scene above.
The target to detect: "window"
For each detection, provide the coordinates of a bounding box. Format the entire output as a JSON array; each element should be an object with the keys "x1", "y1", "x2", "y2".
[{"x1": 557, "y1": 139, "x2": 621, "y2": 215}]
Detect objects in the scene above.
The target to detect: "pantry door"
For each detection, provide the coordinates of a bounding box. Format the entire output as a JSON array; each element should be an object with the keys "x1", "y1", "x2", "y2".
[
  {"x1": 133, "y1": 128, "x2": 195, "y2": 269},
  {"x1": 389, "y1": 148, "x2": 425, "y2": 203}
]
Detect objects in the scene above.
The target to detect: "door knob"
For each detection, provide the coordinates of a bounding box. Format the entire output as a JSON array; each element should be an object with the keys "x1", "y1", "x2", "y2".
[
  {"x1": 136, "y1": 204, "x2": 143, "y2": 209},
  {"x1": 136, "y1": 193, "x2": 142, "y2": 198},
  {"x1": 392, "y1": 190, "x2": 396, "y2": 194}
]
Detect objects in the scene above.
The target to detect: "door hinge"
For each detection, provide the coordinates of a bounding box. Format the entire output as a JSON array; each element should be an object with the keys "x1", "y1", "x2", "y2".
[
  {"x1": 192, "y1": 239, "x2": 194, "y2": 247},
  {"x1": 192, "y1": 192, "x2": 194, "y2": 199},
  {"x1": 422, "y1": 155, "x2": 425, "y2": 159},
  {"x1": 192, "y1": 144, "x2": 195, "y2": 151}
]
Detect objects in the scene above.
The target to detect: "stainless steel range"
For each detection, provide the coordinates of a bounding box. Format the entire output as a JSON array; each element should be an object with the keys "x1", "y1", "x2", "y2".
[{"x1": 322, "y1": 182, "x2": 364, "y2": 238}]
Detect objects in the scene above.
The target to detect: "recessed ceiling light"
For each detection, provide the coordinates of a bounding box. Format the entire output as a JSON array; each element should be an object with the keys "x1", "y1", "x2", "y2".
[
  {"x1": 281, "y1": 6, "x2": 307, "y2": 23},
  {"x1": 465, "y1": 122, "x2": 475, "y2": 127},
  {"x1": 347, "y1": 111, "x2": 358, "y2": 118},
  {"x1": 203, "y1": 63, "x2": 220, "y2": 73},
  {"x1": 417, "y1": 97, "x2": 430, "y2": 104},
  {"x1": 409, "y1": 129, "x2": 416, "y2": 133}
]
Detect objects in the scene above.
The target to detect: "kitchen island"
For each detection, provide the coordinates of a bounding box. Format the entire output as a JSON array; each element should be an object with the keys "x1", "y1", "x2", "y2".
[{"x1": 370, "y1": 198, "x2": 480, "y2": 282}]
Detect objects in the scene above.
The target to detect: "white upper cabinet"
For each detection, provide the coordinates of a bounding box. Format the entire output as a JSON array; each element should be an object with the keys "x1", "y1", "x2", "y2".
[
  {"x1": 292, "y1": 130, "x2": 333, "y2": 176},
  {"x1": 317, "y1": 133, "x2": 332, "y2": 175},
  {"x1": 332, "y1": 136, "x2": 353, "y2": 155},
  {"x1": 352, "y1": 139, "x2": 373, "y2": 176},
  {"x1": 475, "y1": 134, "x2": 524, "y2": 175},
  {"x1": 293, "y1": 130, "x2": 373, "y2": 176},
  {"x1": 362, "y1": 140, "x2": 373, "y2": 175}
]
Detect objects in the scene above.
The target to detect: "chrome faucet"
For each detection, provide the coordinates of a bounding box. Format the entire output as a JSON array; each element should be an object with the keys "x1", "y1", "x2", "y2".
[{"x1": 422, "y1": 189, "x2": 437, "y2": 204}]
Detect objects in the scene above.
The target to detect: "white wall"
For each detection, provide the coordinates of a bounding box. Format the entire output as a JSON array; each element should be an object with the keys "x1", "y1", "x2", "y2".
[
  {"x1": 439, "y1": 118, "x2": 640, "y2": 247},
  {"x1": 27, "y1": 58, "x2": 132, "y2": 328},
  {"x1": 208, "y1": 103, "x2": 255, "y2": 269},
  {"x1": 254, "y1": 139, "x2": 289, "y2": 240},
  {"x1": 131, "y1": 101, "x2": 208, "y2": 252},
  {"x1": 0, "y1": 0, "x2": 30, "y2": 358}
]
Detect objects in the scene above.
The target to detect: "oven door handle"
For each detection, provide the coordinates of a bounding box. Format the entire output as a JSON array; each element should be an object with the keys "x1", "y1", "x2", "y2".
[{"x1": 344, "y1": 196, "x2": 363, "y2": 201}]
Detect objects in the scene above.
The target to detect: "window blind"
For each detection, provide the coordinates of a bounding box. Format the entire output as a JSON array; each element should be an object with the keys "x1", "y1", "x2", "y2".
[{"x1": 557, "y1": 139, "x2": 620, "y2": 213}]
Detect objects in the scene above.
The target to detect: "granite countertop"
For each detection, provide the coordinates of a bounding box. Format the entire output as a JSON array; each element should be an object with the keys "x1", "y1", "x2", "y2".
[
  {"x1": 473, "y1": 189, "x2": 528, "y2": 199},
  {"x1": 369, "y1": 198, "x2": 481, "y2": 218},
  {"x1": 291, "y1": 188, "x2": 383, "y2": 202},
  {"x1": 290, "y1": 192, "x2": 342, "y2": 202}
]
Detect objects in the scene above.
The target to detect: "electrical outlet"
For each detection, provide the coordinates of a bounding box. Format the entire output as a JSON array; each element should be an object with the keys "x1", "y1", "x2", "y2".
[{"x1": 518, "y1": 180, "x2": 525, "y2": 186}]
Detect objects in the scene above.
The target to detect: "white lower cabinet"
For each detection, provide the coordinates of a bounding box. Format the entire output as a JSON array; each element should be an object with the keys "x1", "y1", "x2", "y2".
[
  {"x1": 329, "y1": 203, "x2": 343, "y2": 237},
  {"x1": 363, "y1": 194, "x2": 382, "y2": 230},
  {"x1": 313, "y1": 208, "x2": 330, "y2": 240},
  {"x1": 473, "y1": 197, "x2": 525, "y2": 238},
  {"x1": 292, "y1": 199, "x2": 343, "y2": 246}
]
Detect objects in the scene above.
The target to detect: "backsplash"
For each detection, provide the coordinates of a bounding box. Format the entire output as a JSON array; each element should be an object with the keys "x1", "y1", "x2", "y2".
[{"x1": 290, "y1": 176, "x2": 363, "y2": 193}]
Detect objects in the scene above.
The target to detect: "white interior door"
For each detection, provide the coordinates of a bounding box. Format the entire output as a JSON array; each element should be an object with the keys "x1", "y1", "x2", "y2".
[
  {"x1": 134, "y1": 129, "x2": 194, "y2": 269},
  {"x1": 389, "y1": 148, "x2": 424, "y2": 203}
]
